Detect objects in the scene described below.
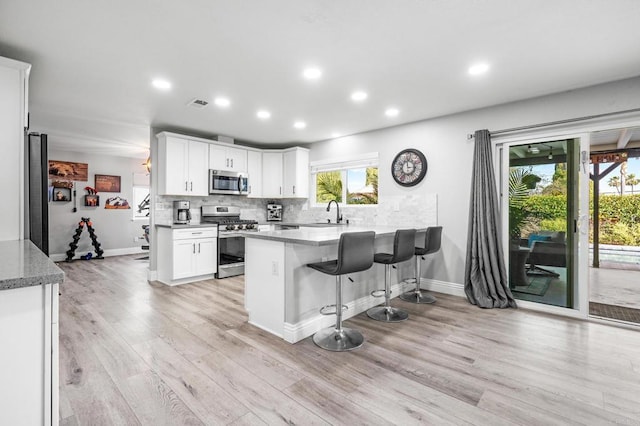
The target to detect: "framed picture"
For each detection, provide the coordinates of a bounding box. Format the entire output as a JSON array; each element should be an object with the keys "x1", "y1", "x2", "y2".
[
  {"x1": 48, "y1": 160, "x2": 88, "y2": 181},
  {"x1": 52, "y1": 187, "x2": 71, "y2": 202},
  {"x1": 84, "y1": 194, "x2": 100, "y2": 207},
  {"x1": 95, "y1": 174, "x2": 121, "y2": 192}
]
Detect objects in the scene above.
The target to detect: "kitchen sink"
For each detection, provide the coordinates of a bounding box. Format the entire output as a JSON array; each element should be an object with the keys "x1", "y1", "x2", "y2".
[{"x1": 308, "y1": 222, "x2": 348, "y2": 227}]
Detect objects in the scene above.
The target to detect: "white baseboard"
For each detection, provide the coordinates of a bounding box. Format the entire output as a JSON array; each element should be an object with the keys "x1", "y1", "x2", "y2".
[
  {"x1": 283, "y1": 281, "x2": 412, "y2": 343},
  {"x1": 147, "y1": 270, "x2": 157, "y2": 281},
  {"x1": 420, "y1": 278, "x2": 466, "y2": 297},
  {"x1": 49, "y1": 247, "x2": 148, "y2": 262}
]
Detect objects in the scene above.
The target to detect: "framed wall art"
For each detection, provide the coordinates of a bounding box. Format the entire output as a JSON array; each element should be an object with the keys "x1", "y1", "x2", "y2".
[
  {"x1": 48, "y1": 160, "x2": 88, "y2": 181},
  {"x1": 95, "y1": 174, "x2": 121, "y2": 192}
]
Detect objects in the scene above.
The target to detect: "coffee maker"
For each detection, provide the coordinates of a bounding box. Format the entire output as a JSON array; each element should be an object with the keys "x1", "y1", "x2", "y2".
[
  {"x1": 266, "y1": 203, "x2": 282, "y2": 221},
  {"x1": 173, "y1": 200, "x2": 191, "y2": 224}
]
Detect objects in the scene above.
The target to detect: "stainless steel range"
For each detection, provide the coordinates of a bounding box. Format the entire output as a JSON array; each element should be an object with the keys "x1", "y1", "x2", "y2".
[{"x1": 201, "y1": 205, "x2": 258, "y2": 278}]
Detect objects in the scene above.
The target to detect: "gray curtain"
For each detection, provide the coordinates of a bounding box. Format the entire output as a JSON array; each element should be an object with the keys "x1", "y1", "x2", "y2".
[{"x1": 464, "y1": 129, "x2": 517, "y2": 308}]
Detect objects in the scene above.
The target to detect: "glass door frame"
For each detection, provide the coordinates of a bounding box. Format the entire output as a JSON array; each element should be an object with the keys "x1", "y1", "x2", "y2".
[{"x1": 495, "y1": 132, "x2": 590, "y2": 319}]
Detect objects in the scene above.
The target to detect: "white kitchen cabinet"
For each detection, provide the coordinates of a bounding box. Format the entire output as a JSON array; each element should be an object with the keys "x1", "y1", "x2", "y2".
[
  {"x1": 262, "y1": 152, "x2": 284, "y2": 198},
  {"x1": 157, "y1": 227, "x2": 218, "y2": 285},
  {"x1": 246, "y1": 149, "x2": 263, "y2": 198},
  {"x1": 0, "y1": 283, "x2": 59, "y2": 426},
  {"x1": 283, "y1": 147, "x2": 310, "y2": 198},
  {"x1": 157, "y1": 132, "x2": 209, "y2": 196},
  {"x1": 262, "y1": 148, "x2": 309, "y2": 199},
  {"x1": 209, "y1": 144, "x2": 247, "y2": 172},
  {"x1": 0, "y1": 56, "x2": 30, "y2": 241}
]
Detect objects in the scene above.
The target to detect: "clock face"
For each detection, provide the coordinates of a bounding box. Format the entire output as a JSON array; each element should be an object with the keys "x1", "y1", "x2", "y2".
[{"x1": 392, "y1": 149, "x2": 427, "y2": 187}]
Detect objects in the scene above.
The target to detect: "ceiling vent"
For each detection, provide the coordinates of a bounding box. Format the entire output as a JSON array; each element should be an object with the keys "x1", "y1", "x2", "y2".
[{"x1": 187, "y1": 98, "x2": 209, "y2": 108}]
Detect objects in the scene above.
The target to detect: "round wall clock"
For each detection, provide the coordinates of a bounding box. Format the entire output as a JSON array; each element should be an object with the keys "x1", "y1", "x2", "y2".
[{"x1": 391, "y1": 148, "x2": 427, "y2": 187}]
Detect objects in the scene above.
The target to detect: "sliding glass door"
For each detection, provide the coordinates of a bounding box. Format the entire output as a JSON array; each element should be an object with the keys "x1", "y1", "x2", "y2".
[{"x1": 503, "y1": 138, "x2": 586, "y2": 309}]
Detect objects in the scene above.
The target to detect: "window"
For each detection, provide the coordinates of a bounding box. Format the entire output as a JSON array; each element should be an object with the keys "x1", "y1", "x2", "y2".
[
  {"x1": 312, "y1": 153, "x2": 378, "y2": 206},
  {"x1": 132, "y1": 173, "x2": 150, "y2": 220}
]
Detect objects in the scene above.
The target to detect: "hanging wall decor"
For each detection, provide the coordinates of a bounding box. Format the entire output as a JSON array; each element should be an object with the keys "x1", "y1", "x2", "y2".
[
  {"x1": 95, "y1": 174, "x2": 121, "y2": 192},
  {"x1": 48, "y1": 160, "x2": 89, "y2": 181},
  {"x1": 105, "y1": 196, "x2": 131, "y2": 209}
]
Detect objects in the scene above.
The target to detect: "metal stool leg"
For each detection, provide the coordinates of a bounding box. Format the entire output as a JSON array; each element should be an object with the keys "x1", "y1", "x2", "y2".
[
  {"x1": 400, "y1": 254, "x2": 437, "y2": 304},
  {"x1": 366, "y1": 264, "x2": 409, "y2": 322},
  {"x1": 313, "y1": 275, "x2": 364, "y2": 351}
]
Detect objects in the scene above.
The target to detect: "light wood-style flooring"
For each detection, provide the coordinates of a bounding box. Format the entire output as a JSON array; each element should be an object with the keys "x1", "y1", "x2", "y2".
[{"x1": 57, "y1": 255, "x2": 640, "y2": 425}]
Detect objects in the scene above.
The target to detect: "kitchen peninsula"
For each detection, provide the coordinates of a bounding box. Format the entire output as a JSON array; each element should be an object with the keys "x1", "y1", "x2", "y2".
[
  {"x1": 0, "y1": 240, "x2": 64, "y2": 425},
  {"x1": 244, "y1": 225, "x2": 424, "y2": 343}
]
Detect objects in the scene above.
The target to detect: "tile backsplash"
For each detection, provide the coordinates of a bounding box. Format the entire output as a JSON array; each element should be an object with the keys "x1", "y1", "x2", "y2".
[{"x1": 155, "y1": 193, "x2": 438, "y2": 227}]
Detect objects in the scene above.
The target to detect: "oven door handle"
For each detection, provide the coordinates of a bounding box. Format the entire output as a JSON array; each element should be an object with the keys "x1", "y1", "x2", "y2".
[{"x1": 237, "y1": 176, "x2": 243, "y2": 193}]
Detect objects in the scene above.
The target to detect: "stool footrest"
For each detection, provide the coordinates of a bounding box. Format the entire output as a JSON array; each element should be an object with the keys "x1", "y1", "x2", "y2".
[
  {"x1": 370, "y1": 289, "x2": 387, "y2": 298},
  {"x1": 319, "y1": 304, "x2": 348, "y2": 315}
]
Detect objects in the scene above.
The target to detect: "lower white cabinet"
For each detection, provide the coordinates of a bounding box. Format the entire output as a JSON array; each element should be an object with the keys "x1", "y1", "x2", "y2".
[
  {"x1": 0, "y1": 283, "x2": 59, "y2": 426},
  {"x1": 157, "y1": 227, "x2": 218, "y2": 285}
]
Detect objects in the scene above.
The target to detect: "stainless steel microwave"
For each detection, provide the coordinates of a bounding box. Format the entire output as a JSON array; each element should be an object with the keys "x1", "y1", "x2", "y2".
[{"x1": 209, "y1": 170, "x2": 249, "y2": 195}]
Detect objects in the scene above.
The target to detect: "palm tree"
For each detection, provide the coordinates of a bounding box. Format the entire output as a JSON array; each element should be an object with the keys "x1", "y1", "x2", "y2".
[
  {"x1": 508, "y1": 168, "x2": 538, "y2": 239},
  {"x1": 608, "y1": 176, "x2": 621, "y2": 194},
  {"x1": 626, "y1": 173, "x2": 639, "y2": 194},
  {"x1": 316, "y1": 171, "x2": 342, "y2": 203}
]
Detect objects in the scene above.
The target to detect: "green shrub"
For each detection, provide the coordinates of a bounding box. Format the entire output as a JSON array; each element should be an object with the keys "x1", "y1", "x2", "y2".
[
  {"x1": 599, "y1": 222, "x2": 640, "y2": 246},
  {"x1": 523, "y1": 195, "x2": 566, "y2": 220},
  {"x1": 539, "y1": 218, "x2": 567, "y2": 232}
]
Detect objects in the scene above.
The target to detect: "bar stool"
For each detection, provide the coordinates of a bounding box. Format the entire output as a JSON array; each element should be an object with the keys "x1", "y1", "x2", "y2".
[
  {"x1": 307, "y1": 231, "x2": 376, "y2": 351},
  {"x1": 366, "y1": 228, "x2": 416, "y2": 322},
  {"x1": 400, "y1": 226, "x2": 442, "y2": 304}
]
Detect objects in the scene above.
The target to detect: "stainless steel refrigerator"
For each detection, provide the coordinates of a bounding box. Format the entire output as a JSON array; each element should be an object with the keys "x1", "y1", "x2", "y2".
[{"x1": 25, "y1": 132, "x2": 49, "y2": 255}]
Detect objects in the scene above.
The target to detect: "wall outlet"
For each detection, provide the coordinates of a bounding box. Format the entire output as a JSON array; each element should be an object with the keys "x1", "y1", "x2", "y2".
[{"x1": 271, "y1": 261, "x2": 278, "y2": 276}]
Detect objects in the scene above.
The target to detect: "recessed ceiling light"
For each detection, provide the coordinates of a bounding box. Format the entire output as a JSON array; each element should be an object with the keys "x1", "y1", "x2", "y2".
[
  {"x1": 468, "y1": 62, "x2": 490, "y2": 76},
  {"x1": 303, "y1": 67, "x2": 322, "y2": 80},
  {"x1": 351, "y1": 91, "x2": 368, "y2": 101},
  {"x1": 385, "y1": 108, "x2": 399, "y2": 117},
  {"x1": 293, "y1": 121, "x2": 306, "y2": 129},
  {"x1": 152, "y1": 79, "x2": 171, "y2": 90},
  {"x1": 214, "y1": 97, "x2": 231, "y2": 107},
  {"x1": 257, "y1": 110, "x2": 271, "y2": 119}
]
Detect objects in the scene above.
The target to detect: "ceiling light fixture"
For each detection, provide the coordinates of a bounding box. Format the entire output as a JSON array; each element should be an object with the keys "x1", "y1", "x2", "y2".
[
  {"x1": 385, "y1": 108, "x2": 399, "y2": 117},
  {"x1": 351, "y1": 91, "x2": 368, "y2": 101},
  {"x1": 293, "y1": 121, "x2": 306, "y2": 129},
  {"x1": 214, "y1": 97, "x2": 230, "y2": 107},
  {"x1": 527, "y1": 145, "x2": 540, "y2": 154},
  {"x1": 151, "y1": 79, "x2": 171, "y2": 90},
  {"x1": 257, "y1": 110, "x2": 271, "y2": 119},
  {"x1": 303, "y1": 67, "x2": 322, "y2": 80},
  {"x1": 468, "y1": 62, "x2": 490, "y2": 76}
]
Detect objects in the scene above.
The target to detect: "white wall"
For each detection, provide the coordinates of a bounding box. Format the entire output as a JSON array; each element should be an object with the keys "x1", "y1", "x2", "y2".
[
  {"x1": 305, "y1": 76, "x2": 640, "y2": 286},
  {"x1": 48, "y1": 149, "x2": 149, "y2": 259}
]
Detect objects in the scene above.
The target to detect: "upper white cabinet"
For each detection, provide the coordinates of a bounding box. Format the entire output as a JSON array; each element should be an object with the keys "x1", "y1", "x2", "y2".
[
  {"x1": 247, "y1": 149, "x2": 263, "y2": 198},
  {"x1": 261, "y1": 148, "x2": 309, "y2": 199},
  {"x1": 0, "y1": 56, "x2": 30, "y2": 241},
  {"x1": 283, "y1": 147, "x2": 309, "y2": 198},
  {"x1": 262, "y1": 152, "x2": 284, "y2": 198},
  {"x1": 208, "y1": 144, "x2": 247, "y2": 172},
  {"x1": 157, "y1": 132, "x2": 209, "y2": 196}
]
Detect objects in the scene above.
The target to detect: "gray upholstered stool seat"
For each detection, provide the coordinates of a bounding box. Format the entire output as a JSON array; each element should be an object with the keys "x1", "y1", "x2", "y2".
[
  {"x1": 307, "y1": 231, "x2": 376, "y2": 351},
  {"x1": 400, "y1": 226, "x2": 442, "y2": 304},
  {"x1": 366, "y1": 228, "x2": 416, "y2": 322}
]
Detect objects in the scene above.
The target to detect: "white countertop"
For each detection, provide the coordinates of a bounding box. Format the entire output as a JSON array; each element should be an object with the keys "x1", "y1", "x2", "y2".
[
  {"x1": 0, "y1": 240, "x2": 65, "y2": 291},
  {"x1": 243, "y1": 225, "x2": 424, "y2": 246}
]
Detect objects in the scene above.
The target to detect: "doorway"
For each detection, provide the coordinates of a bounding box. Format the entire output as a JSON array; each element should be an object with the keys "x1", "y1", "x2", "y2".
[{"x1": 588, "y1": 127, "x2": 640, "y2": 324}]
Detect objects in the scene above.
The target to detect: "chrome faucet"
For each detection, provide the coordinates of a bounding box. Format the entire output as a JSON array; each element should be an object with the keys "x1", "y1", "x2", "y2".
[{"x1": 326, "y1": 200, "x2": 342, "y2": 223}]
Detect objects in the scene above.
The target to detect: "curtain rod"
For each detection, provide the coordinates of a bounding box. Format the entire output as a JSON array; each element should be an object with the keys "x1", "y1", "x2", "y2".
[{"x1": 466, "y1": 107, "x2": 640, "y2": 139}]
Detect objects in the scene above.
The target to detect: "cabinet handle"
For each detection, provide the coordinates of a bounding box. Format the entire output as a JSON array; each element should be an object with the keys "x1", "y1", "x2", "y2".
[
  {"x1": 293, "y1": 185, "x2": 295, "y2": 194},
  {"x1": 198, "y1": 243, "x2": 201, "y2": 253},
  {"x1": 226, "y1": 158, "x2": 229, "y2": 167},
  {"x1": 279, "y1": 186, "x2": 282, "y2": 195},
  {"x1": 231, "y1": 158, "x2": 233, "y2": 168},
  {"x1": 190, "y1": 182, "x2": 193, "y2": 191},
  {"x1": 248, "y1": 185, "x2": 252, "y2": 194},
  {"x1": 185, "y1": 181, "x2": 188, "y2": 191},
  {"x1": 192, "y1": 243, "x2": 196, "y2": 254},
  {"x1": 191, "y1": 232, "x2": 203, "y2": 235}
]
